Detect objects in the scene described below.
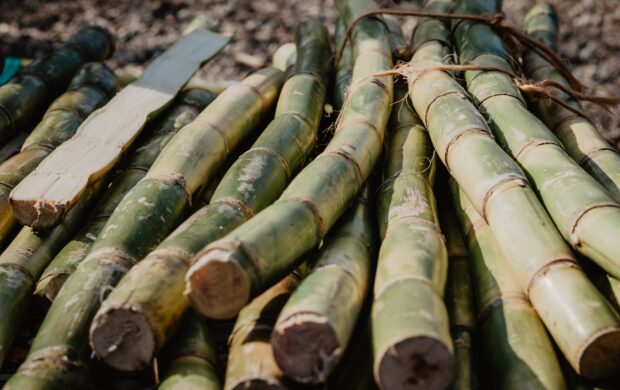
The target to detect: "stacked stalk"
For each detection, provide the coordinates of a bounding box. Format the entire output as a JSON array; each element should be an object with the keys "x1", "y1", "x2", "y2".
[
  {"x1": 271, "y1": 181, "x2": 375, "y2": 384},
  {"x1": 523, "y1": 4, "x2": 620, "y2": 202},
  {"x1": 0, "y1": 27, "x2": 114, "y2": 144},
  {"x1": 0, "y1": 63, "x2": 116, "y2": 248},
  {"x1": 408, "y1": 0, "x2": 620, "y2": 380},
  {"x1": 224, "y1": 270, "x2": 303, "y2": 390},
  {"x1": 0, "y1": 177, "x2": 106, "y2": 369},
  {"x1": 33, "y1": 88, "x2": 216, "y2": 301},
  {"x1": 451, "y1": 181, "x2": 567, "y2": 389},
  {"x1": 438, "y1": 188, "x2": 477, "y2": 390},
  {"x1": 88, "y1": 21, "x2": 330, "y2": 372},
  {"x1": 4, "y1": 68, "x2": 283, "y2": 389},
  {"x1": 372, "y1": 81, "x2": 452, "y2": 390},
  {"x1": 158, "y1": 312, "x2": 221, "y2": 390},
  {"x1": 186, "y1": 0, "x2": 393, "y2": 321},
  {"x1": 454, "y1": 0, "x2": 620, "y2": 279}
]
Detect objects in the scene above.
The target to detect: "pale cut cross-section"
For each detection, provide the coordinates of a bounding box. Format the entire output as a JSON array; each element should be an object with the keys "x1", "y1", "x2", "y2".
[{"x1": 10, "y1": 30, "x2": 229, "y2": 229}]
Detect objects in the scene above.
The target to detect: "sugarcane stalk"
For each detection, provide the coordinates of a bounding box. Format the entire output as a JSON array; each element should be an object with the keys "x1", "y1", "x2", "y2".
[
  {"x1": 186, "y1": 0, "x2": 393, "y2": 321},
  {"x1": 523, "y1": 4, "x2": 620, "y2": 202},
  {"x1": 0, "y1": 27, "x2": 114, "y2": 145},
  {"x1": 271, "y1": 180, "x2": 375, "y2": 384},
  {"x1": 224, "y1": 270, "x2": 303, "y2": 390},
  {"x1": 383, "y1": 15, "x2": 411, "y2": 61},
  {"x1": 408, "y1": 0, "x2": 620, "y2": 380},
  {"x1": 0, "y1": 132, "x2": 27, "y2": 163},
  {"x1": 270, "y1": 31, "x2": 369, "y2": 384},
  {"x1": 158, "y1": 312, "x2": 221, "y2": 390},
  {"x1": 0, "y1": 176, "x2": 106, "y2": 370},
  {"x1": 33, "y1": 88, "x2": 215, "y2": 301},
  {"x1": 4, "y1": 68, "x2": 283, "y2": 389},
  {"x1": 333, "y1": 18, "x2": 353, "y2": 111},
  {"x1": 455, "y1": 0, "x2": 620, "y2": 280},
  {"x1": 0, "y1": 63, "x2": 116, "y2": 249},
  {"x1": 371, "y1": 80, "x2": 452, "y2": 390},
  {"x1": 438, "y1": 185, "x2": 477, "y2": 390},
  {"x1": 88, "y1": 23, "x2": 330, "y2": 373},
  {"x1": 451, "y1": 180, "x2": 567, "y2": 389},
  {"x1": 10, "y1": 31, "x2": 229, "y2": 230}
]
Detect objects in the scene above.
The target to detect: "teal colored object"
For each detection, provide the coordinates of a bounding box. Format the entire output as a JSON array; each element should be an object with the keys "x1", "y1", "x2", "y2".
[{"x1": 0, "y1": 57, "x2": 22, "y2": 85}]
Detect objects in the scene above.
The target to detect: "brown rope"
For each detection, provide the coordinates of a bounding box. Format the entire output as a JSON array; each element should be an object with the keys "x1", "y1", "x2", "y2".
[{"x1": 335, "y1": 7, "x2": 620, "y2": 109}]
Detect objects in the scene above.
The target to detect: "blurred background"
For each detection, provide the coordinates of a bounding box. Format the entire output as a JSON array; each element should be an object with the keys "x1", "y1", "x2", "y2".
[{"x1": 0, "y1": 0, "x2": 618, "y2": 143}]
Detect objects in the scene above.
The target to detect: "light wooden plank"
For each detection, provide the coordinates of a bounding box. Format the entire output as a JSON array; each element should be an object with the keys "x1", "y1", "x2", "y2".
[{"x1": 10, "y1": 30, "x2": 229, "y2": 229}]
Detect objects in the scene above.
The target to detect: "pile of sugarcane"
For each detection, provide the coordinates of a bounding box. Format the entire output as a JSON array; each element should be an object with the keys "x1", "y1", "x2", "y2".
[{"x1": 1, "y1": 0, "x2": 620, "y2": 389}]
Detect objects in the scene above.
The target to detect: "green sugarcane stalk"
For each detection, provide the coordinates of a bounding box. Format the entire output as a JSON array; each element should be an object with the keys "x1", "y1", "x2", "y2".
[
  {"x1": 454, "y1": 0, "x2": 620, "y2": 280},
  {"x1": 451, "y1": 181, "x2": 567, "y2": 389},
  {"x1": 408, "y1": 0, "x2": 620, "y2": 381},
  {"x1": 0, "y1": 27, "x2": 114, "y2": 144},
  {"x1": 383, "y1": 15, "x2": 411, "y2": 62},
  {"x1": 0, "y1": 63, "x2": 116, "y2": 249},
  {"x1": 372, "y1": 81, "x2": 452, "y2": 390},
  {"x1": 33, "y1": 88, "x2": 216, "y2": 301},
  {"x1": 0, "y1": 177, "x2": 106, "y2": 370},
  {"x1": 438, "y1": 186, "x2": 477, "y2": 390},
  {"x1": 186, "y1": 0, "x2": 393, "y2": 321},
  {"x1": 269, "y1": 33, "x2": 367, "y2": 384},
  {"x1": 87, "y1": 22, "x2": 330, "y2": 373},
  {"x1": 158, "y1": 312, "x2": 221, "y2": 390},
  {"x1": 4, "y1": 68, "x2": 283, "y2": 389},
  {"x1": 271, "y1": 181, "x2": 375, "y2": 384},
  {"x1": 523, "y1": 4, "x2": 620, "y2": 202},
  {"x1": 224, "y1": 270, "x2": 303, "y2": 390},
  {"x1": 333, "y1": 18, "x2": 353, "y2": 111}
]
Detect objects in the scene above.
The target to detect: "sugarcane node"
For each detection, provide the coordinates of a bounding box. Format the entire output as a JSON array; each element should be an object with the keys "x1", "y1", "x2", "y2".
[
  {"x1": 271, "y1": 312, "x2": 341, "y2": 384},
  {"x1": 89, "y1": 306, "x2": 156, "y2": 371},
  {"x1": 185, "y1": 247, "x2": 252, "y2": 320},
  {"x1": 376, "y1": 335, "x2": 454, "y2": 390},
  {"x1": 578, "y1": 327, "x2": 620, "y2": 380}
]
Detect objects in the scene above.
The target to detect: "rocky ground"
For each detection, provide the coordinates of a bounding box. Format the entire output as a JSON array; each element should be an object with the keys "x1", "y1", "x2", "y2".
[{"x1": 0, "y1": 0, "x2": 617, "y2": 143}]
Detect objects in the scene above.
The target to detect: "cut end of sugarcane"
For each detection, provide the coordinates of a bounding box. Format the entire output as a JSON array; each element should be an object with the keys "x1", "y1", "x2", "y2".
[
  {"x1": 185, "y1": 248, "x2": 251, "y2": 320},
  {"x1": 579, "y1": 328, "x2": 620, "y2": 380},
  {"x1": 272, "y1": 312, "x2": 341, "y2": 384},
  {"x1": 377, "y1": 336, "x2": 453, "y2": 390},
  {"x1": 89, "y1": 306, "x2": 156, "y2": 372},
  {"x1": 34, "y1": 274, "x2": 69, "y2": 302},
  {"x1": 9, "y1": 198, "x2": 65, "y2": 229}
]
